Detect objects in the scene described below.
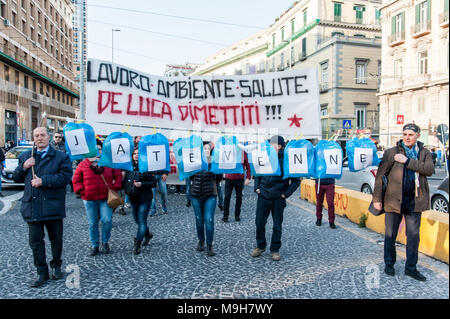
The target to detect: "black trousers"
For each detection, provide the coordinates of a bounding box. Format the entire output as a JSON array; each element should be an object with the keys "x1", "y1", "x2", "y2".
[
  {"x1": 223, "y1": 179, "x2": 244, "y2": 218},
  {"x1": 384, "y1": 210, "x2": 422, "y2": 272},
  {"x1": 28, "y1": 219, "x2": 63, "y2": 275},
  {"x1": 255, "y1": 196, "x2": 286, "y2": 253}
]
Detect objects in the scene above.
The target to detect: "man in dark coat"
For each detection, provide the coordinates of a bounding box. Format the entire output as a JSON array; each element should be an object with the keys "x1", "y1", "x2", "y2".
[
  {"x1": 252, "y1": 135, "x2": 300, "y2": 261},
  {"x1": 13, "y1": 127, "x2": 73, "y2": 288},
  {"x1": 373, "y1": 123, "x2": 434, "y2": 281}
]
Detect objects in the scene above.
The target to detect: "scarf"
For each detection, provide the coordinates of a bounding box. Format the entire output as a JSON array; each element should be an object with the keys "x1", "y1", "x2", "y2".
[{"x1": 401, "y1": 141, "x2": 420, "y2": 197}]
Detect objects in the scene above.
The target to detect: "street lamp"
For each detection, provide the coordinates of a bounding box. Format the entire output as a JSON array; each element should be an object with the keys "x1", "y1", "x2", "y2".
[{"x1": 111, "y1": 28, "x2": 120, "y2": 63}]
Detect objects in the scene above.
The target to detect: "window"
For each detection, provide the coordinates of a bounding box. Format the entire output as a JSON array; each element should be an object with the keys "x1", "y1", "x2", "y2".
[
  {"x1": 280, "y1": 53, "x2": 285, "y2": 69},
  {"x1": 301, "y1": 37, "x2": 307, "y2": 58},
  {"x1": 415, "y1": 0, "x2": 431, "y2": 32},
  {"x1": 303, "y1": 9, "x2": 307, "y2": 26},
  {"x1": 418, "y1": 51, "x2": 428, "y2": 74},
  {"x1": 394, "y1": 59, "x2": 403, "y2": 78},
  {"x1": 375, "y1": 8, "x2": 381, "y2": 25},
  {"x1": 1, "y1": 1, "x2": 6, "y2": 19},
  {"x1": 354, "y1": 6, "x2": 365, "y2": 24},
  {"x1": 40, "y1": 82, "x2": 43, "y2": 95},
  {"x1": 290, "y1": 45, "x2": 295, "y2": 65},
  {"x1": 334, "y1": 3, "x2": 342, "y2": 22},
  {"x1": 5, "y1": 111, "x2": 17, "y2": 142},
  {"x1": 32, "y1": 79, "x2": 36, "y2": 92},
  {"x1": 321, "y1": 62, "x2": 329, "y2": 87},
  {"x1": 272, "y1": 34, "x2": 275, "y2": 48},
  {"x1": 281, "y1": 27, "x2": 285, "y2": 41},
  {"x1": 24, "y1": 75, "x2": 28, "y2": 89},
  {"x1": 12, "y1": 12, "x2": 17, "y2": 27},
  {"x1": 417, "y1": 95, "x2": 426, "y2": 113},
  {"x1": 4, "y1": 65, "x2": 9, "y2": 82},
  {"x1": 15, "y1": 70, "x2": 19, "y2": 86},
  {"x1": 291, "y1": 19, "x2": 295, "y2": 35},
  {"x1": 355, "y1": 60, "x2": 367, "y2": 84},
  {"x1": 355, "y1": 105, "x2": 366, "y2": 129},
  {"x1": 272, "y1": 57, "x2": 275, "y2": 71},
  {"x1": 391, "y1": 12, "x2": 405, "y2": 42}
]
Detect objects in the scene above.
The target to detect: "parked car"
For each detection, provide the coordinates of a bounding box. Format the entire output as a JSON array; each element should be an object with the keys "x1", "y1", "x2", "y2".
[
  {"x1": 431, "y1": 177, "x2": 449, "y2": 213},
  {"x1": 1, "y1": 145, "x2": 33, "y2": 187},
  {"x1": 338, "y1": 157, "x2": 378, "y2": 194}
]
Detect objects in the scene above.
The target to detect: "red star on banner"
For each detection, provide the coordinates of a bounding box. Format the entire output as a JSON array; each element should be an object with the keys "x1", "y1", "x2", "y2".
[{"x1": 287, "y1": 114, "x2": 303, "y2": 127}]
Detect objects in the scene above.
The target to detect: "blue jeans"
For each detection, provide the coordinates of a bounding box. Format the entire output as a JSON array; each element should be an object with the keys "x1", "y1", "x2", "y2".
[
  {"x1": 151, "y1": 175, "x2": 168, "y2": 214},
  {"x1": 191, "y1": 196, "x2": 216, "y2": 245},
  {"x1": 83, "y1": 200, "x2": 113, "y2": 248},
  {"x1": 185, "y1": 178, "x2": 191, "y2": 201},
  {"x1": 217, "y1": 182, "x2": 223, "y2": 207},
  {"x1": 131, "y1": 201, "x2": 150, "y2": 241}
]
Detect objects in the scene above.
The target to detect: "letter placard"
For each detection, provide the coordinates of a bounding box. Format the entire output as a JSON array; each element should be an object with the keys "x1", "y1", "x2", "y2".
[
  {"x1": 324, "y1": 148, "x2": 342, "y2": 175},
  {"x1": 354, "y1": 147, "x2": 373, "y2": 171},
  {"x1": 251, "y1": 150, "x2": 272, "y2": 174},
  {"x1": 147, "y1": 145, "x2": 166, "y2": 171},
  {"x1": 182, "y1": 147, "x2": 202, "y2": 172},
  {"x1": 110, "y1": 138, "x2": 130, "y2": 163},
  {"x1": 65, "y1": 128, "x2": 89, "y2": 156},
  {"x1": 288, "y1": 148, "x2": 308, "y2": 174},
  {"x1": 218, "y1": 145, "x2": 236, "y2": 170}
]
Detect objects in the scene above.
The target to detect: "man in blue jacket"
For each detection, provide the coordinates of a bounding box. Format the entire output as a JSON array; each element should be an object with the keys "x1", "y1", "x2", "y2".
[
  {"x1": 13, "y1": 127, "x2": 73, "y2": 288},
  {"x1": 252, "y1": 135, "x2": 300, "y2": 261}
]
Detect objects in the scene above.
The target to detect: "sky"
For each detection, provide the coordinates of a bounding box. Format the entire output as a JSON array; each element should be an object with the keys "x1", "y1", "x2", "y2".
[{"x1": 86, "y1": 0, "x2": 296, "y2": 75}]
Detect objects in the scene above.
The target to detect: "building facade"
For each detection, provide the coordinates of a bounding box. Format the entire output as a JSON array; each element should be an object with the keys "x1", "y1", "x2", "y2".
[
  {"x1": 193, "y1": 0, "x2": 383, "y2": 145},
  {"x1": 378, "y1": 0, "x2": 449, "y2": 147},
  {"x1": 164, "y1": 63, "x2": 199, "y2": 77},
  {"x1": 0, "y1": 0, "x2": 79, "y2": 145}
]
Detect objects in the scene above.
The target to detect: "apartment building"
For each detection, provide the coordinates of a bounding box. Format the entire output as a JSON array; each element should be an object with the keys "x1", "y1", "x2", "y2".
[
  {"x1": 378, "y1": 0, "x2": 449, "y2": 147},
  {"x1": 0, "y1": 0, "x2": 79, "y2": 145},
  {"x1": 193, "y1": 0, "x2": 382, "y2": 145}
]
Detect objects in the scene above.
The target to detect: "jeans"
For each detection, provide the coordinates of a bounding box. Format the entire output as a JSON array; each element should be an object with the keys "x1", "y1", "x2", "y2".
[
  {"x1": 151, "y1": 175, "x2": 168, "y2": 214},
  {"x1": 315, "y1": 183, "x2": 336, "y2": 223},
  {"x1": 185, "y1": 178, "x2": 191, "y2": 202},
  {"x1": 28, "y1": 219, "x2": 63, "y2": 275},
  {"x1": 83, "y1": 200, "x2": 113, "y2": 248},
  {"x1": 255, "y1": 195, "x2": 286, "y2": 253},
  {"x1": 384, "y1": 211, "x2": 422, "y2": 272},
  {"x1": 217, "y1": 182, "x2": 223, "y2": 207},
  {"x1": 131, "y1": 201, "x2": 151, "y2": 241},
  {"x1": 191, "y1": 196, "x2": 216, "y2": 245},
  {"x1": 223, "y1": 179, "x2": 244, "y2": 218}
]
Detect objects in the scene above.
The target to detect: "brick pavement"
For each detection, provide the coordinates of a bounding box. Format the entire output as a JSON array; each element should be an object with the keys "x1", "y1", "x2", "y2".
[{"x1": 0, "y1": 186, "x2": 448, "y2": 299}]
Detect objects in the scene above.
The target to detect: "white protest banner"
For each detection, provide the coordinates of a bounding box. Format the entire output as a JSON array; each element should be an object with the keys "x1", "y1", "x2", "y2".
[{"x1": 86, "y1": 59, "x2": 321, "y2": 140}]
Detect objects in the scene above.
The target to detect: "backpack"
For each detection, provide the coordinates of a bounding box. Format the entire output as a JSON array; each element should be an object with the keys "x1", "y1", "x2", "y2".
[{"x1": 123, "y1": 170, "x2": 140, "y2": 196}]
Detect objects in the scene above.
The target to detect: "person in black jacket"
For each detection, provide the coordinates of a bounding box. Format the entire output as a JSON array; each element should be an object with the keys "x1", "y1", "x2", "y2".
[
  {"x1": 0, "y1": 146, "x2": 5, "y2": 197},
  {"x1": 13, "y1": 127, "x2": 73, "y2": 288},
  {"x1": 124, "y1": 147, "x2": 157, "y2": 255},
  {"x1": 252, "y1": 135, "x2": 300, "y2": 261},
  {"x1": 189, "y1": 141, "x2": 223, "y2": 257}
]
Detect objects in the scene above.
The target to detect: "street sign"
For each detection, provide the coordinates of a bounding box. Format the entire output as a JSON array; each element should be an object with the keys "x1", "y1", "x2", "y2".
[
  {"x1": 436, "y1": 124, "x2": 449, "y2": 145},
  {"x1": 356, "y1": 129, "x2": 371, "y2": 134},
  {"x1": 343, "y1": 120, "x2": 352, "y2": 129},
  {"x1": 397, "y1": 115, "x2": 404, "y2": 125}
]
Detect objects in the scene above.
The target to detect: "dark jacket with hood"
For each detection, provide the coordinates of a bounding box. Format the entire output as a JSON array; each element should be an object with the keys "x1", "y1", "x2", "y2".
[{"x1": 123, "y1": 161, "x2": 157, "y2": 203}]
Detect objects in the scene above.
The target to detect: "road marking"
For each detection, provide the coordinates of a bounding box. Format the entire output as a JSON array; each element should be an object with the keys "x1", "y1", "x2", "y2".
[
  {"x1": 287, "y1": 198, "x2": 449, "y2": 279},
  {"x1": 0, "y1": 192, "x2": 24, "y2": 216}
]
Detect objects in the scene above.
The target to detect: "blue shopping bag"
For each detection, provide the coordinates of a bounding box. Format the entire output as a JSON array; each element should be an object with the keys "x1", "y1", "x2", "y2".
[
  {"x1": 283, "y1": 139, "x2": 315, "y2": 178},
  {"x1": 138, "y1": 133, "x2": 171, "y2": 173},
  {"x1": 346, "y1": 137, "x2": 380, "y2": 172},
  {"x1": 63, "y1": 122, "x2": 98, "y2": 161},
  {"x1": 211, "y1": 136, "x2": 243, "y2": 174},
  {"x1": 314, "y1": 140, "x2": 343, "y2": 179},
  {"x1": 247, "y1": 140, "x2": 280, "y2": 176},
  {"x1": 98, "y1": 132, "x2": 134, "y2": 171},
  {"x1": 173, "y1": 135, "x2": 208, "y2": 180}
]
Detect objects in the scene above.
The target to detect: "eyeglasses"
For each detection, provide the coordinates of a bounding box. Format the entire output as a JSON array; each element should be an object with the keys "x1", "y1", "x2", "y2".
[{"x1": 54, "y1": 136, "x2": 62, "y2": 139}]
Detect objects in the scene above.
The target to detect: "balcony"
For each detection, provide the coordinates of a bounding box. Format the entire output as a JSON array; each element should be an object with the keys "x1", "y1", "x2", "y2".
[
  {"x1": 388, "y1": 31, "x2": 405, "y2": 47},
  {"x1": 411, "y1": 20, "x2": 431, "y2": 38},
  {"x1": 440, "y1": 11, "x2": 449, "y2": 28}
]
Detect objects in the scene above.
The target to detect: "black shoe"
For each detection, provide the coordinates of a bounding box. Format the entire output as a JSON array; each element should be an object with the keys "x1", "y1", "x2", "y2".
[
  {"x1": 207, "y1": 244, "x2": 216, "y2": 257},
  {"x1": 196, "y1": 240, "x2": 205, "y2": 252},
  {"x1": 222, "y1": 217, "x2": 228, "y2": 223},
  {"x1": 405, "y1": 269, "x2": 426, "y2": 281},
  {"x1": 31, "y1": 273, "x2": 49, "y2": 288},
  {"x1": 143, "y1": 230, "x2": 153, "y2": 246},
  {"x1": 133, "y1": 238, "x2": 142, "y2": 255},
  {"x1": 235, "y1": 216, "x2": 241, "y2": 222},
  {"x1": 101, "y1": 243, "x2": 111, "y2": 254},
  {"x1": 329, "y1": 222, "x2": 336, "y2": 229},
  {"x1": 316, "y1": 219, "x2": 322, "y2": 226},
  {"x1": 51, "y1": 267, "x2": 63, "y2": 280},
  {"x1": 384, "y1": 265, "x2": 395, "y2": 276},
  {"x1": 218, "y1": 205, "x2": 224, "y2": 211},
  {"x1": 186, "y1": 200, "x2": 191, "y2": 207},
  {"x1": 90, "y1": 246, "x2": 100, "y2": 256}
]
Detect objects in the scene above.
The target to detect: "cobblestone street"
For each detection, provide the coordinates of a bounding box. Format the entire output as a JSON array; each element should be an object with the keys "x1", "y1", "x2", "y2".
[{"x1": 0, "y1": 186, "x2": 448, "y2": 299}]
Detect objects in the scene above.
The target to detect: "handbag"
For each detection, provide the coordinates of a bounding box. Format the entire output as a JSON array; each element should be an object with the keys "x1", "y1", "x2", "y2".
[
  {"x1": 368, "y1": 175, "x2": 388, "y2": 216},
  {"x1": 100, "y1": 174, "x2": 124, "y2": 209}
]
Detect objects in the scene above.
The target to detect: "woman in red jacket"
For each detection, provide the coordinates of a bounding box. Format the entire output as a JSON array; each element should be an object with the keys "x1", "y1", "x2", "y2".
[{"x1": 72, "y1": 140, "x2": 123, "y2": 256}]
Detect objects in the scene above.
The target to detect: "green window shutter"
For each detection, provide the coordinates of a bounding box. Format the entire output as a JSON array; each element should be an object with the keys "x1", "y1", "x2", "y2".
[
  {"x1": 391, "y1": 16, "x2": 396, "y2": 35},
  {"x1": 335, "y1": 3, "x2": 341, "y2": 16},
  {"x1": 401, "y1": 12, "x2": 405, "y2": 32},
  {"x1": 445, "y1": 0, "x2": 449, "y2": 12},
  {"x1": 427, "y1": 0, "x2": 431, "y2": 21},
  {"x1": 415, "y1": 4, "x2": 420, "y2": 24}
]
